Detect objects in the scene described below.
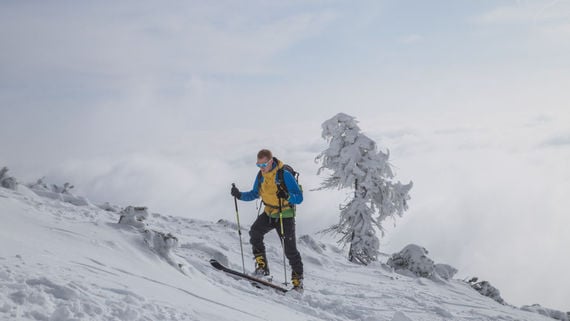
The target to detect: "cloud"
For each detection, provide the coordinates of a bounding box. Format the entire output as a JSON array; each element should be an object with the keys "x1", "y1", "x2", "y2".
[
  {"x1": 0, "y1": 0, "x2": 340, "y2": 137},
  {"x1": 474, "y1": 1, "x2": 570, "y2": 25},
  {"x1": 378, "y1": 113, "x2": 570, "y2": 310},
  {"x1": 539, "y1": 134, "x2": 570, "y2": 148},
  {"x1": 470, "y1": 1, "x2": 570, "y2": 50},
  {"x1": 397, "y1": 34, "x2": 423, "y2": 44},
  {"x1": 537, "y1": 21, "x2": 570, "y2": 40},
  {"x1": 0, "y1": 1, "x2": 337, "y2": 80}
]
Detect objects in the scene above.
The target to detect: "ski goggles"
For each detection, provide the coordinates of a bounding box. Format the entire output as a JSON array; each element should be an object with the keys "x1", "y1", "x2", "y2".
[{"x1": 256, "y1": 161, "x2": 270, "y2": 168}]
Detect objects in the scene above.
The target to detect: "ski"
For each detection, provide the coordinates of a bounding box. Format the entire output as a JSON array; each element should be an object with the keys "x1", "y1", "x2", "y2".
[{"x1": 209, "y1": 259, "x2": 289, "y2": 293}]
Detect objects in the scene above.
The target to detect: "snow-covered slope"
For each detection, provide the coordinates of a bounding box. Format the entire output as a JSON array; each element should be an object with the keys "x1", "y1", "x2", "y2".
[{"x1": 0, "y1": 186, "x2": 555, "y2": 321}]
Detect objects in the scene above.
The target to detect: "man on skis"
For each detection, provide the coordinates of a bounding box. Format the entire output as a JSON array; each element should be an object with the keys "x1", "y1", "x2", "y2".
[{"x1": 230, "y1": 149, "x2": 304, "y2": 290}]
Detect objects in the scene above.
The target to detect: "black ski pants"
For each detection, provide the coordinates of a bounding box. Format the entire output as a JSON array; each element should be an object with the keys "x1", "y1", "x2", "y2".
[{"x1": 249, "y1": 213, "x2": 303, "y2": 276}]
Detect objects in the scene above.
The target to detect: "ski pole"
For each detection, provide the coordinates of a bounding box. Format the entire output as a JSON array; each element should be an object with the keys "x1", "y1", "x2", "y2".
[
  {"x1": 232, "y1": 183, "x2": 246, "y2": 274},
  {"x1": 278, "y1": 189, "x2": 288, "y2": 286}
]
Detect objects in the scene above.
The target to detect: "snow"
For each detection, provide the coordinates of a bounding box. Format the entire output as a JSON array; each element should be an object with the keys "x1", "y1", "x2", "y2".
[
  {"x1": 0, "y1": 185, "x2": 562, "y2": 321},
  {"x1": 521, "y1": 304, "x2": 569, "y2": 321}
]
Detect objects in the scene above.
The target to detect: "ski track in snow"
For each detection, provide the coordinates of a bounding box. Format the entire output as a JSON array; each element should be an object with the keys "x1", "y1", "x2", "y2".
[{"x1": 0, "y1": 186, "x2": 557, "y2": 321}]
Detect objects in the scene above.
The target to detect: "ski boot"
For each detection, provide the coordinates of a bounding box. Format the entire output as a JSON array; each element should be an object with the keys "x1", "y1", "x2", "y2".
[
  {"x1": 254, "y1": 254, "x2": 270, "y2": 277},
  {"x1": 291, "y1": 271, "x2": 304, "y2": 292}
]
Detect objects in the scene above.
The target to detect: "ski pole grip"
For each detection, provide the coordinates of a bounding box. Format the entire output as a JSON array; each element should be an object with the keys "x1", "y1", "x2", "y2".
[{"x1": 231, "y1": 183, "x2": 239, "y2": 210}]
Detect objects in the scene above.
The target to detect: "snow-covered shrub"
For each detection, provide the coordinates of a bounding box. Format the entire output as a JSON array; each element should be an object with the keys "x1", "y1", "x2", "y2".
[
  {"x1": 28, "y1": 178, "x2": 74, "y2": 194},
  {"x1": 0, "y1": 167, "x2": 17, "y2": 190},
  {"x1": 118, "y1": 206, "x2": 180, "y2": 266},
  {"x1": 434, "y1": 264, "x2": 458, "y2": 280},
  {"x1": 467, "y1": 277, "x2": 505, "y2": 304},
  {"x1": 315, "y1": 113, "x2": 413, "y2": 264},
  {"x1": 118, "y1": 206, "x2": 149, "y2": 229},
  {"x1": 144, "y1": 230, "x2": 179, "y2": 258},
  {"x1": 387, "y1": 244, "x2": 435, "y2": 277},
  {"x1": 27, "y1": 178, "x2": 90, "y2": 206},
  {"x1": 521, "y1": 304, "x2": 569, "y2": 321}
]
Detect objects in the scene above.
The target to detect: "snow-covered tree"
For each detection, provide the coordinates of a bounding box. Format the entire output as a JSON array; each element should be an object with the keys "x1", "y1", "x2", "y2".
[{"x1": 315, "y1": 113, "x2": 413, "y2": 264}]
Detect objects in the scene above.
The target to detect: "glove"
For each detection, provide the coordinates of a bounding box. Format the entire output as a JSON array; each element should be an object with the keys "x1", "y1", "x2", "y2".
[
  {"x1": 231, "y1": 185, "x2": 242, "y2": 199},
  {"x1": 276, "y1": 188, "x2": 289, "y2": 200}
]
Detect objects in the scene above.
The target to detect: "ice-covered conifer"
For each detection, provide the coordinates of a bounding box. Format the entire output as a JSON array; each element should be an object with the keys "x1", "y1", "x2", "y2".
[{"x1": 316, "y1": 113, "x2": 413, "y2": 264}]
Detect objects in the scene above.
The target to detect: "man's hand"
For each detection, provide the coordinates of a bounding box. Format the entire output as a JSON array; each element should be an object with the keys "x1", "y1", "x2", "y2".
[
  {"x1": 231, "y1": 185, "x2": 242, "y2": 199},
  {"x1": 276, "y1": 188, "x2": 289, "y2": 200}
]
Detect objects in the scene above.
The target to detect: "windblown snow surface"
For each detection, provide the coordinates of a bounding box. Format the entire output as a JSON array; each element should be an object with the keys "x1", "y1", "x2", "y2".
[{"x1": 0, "y1": 186, "x2": 555, "y2": 321}]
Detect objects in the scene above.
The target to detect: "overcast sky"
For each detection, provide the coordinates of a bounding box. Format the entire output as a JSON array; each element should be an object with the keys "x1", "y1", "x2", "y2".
[{"x1": 1, "y1": 0, "x2": 569, "y2": 312}]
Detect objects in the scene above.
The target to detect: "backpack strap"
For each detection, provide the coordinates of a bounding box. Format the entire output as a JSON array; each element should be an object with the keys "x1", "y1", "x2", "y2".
[
  {"x1": 276, "y1": 168, "x2": 290, "y2": 193},
  {"x1": 256, "y1": 170, "x2": 262, "y2": 192}
]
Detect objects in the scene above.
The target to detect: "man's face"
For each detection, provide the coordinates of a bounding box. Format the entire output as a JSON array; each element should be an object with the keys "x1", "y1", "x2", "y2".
[{"x1": 256, "y1": 157, "x2": 273, "y2": 173}]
